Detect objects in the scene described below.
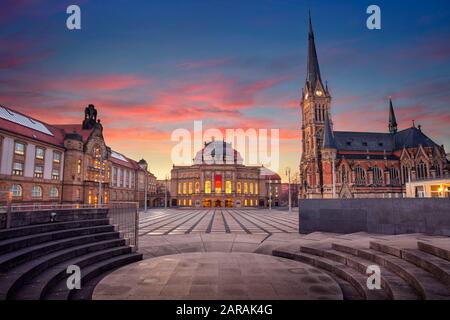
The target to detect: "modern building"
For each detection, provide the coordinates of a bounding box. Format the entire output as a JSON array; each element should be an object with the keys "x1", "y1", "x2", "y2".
[
  {"x1": 0, "y1": 104, "x2": 157, "y2": 207},
  {"x1": 299, "y1": 13, "x2": 450, "y2": 199},
  {"x1": 170, "y1": 140, "x2": 281, "y2": 208},
  {"x1": 406, "y1": 178, "x2": 450, "y2": 198}
]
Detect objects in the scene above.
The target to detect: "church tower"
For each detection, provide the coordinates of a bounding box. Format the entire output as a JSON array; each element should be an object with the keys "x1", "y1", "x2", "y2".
[{"x1": 300, "y1": 11, "x2": 332, "y2": 199}]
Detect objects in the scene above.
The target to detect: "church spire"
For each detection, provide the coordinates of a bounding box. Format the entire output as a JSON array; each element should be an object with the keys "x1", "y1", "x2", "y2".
[
  {"x1": 323, "y1": 112, "x2": 336, "y2": 149},
  {"x1": 306, "y1": 10, "x2": 324, "y2": 92},
  {"x1": 388, "y1": 98, "x2": 398, "y2": 134}
]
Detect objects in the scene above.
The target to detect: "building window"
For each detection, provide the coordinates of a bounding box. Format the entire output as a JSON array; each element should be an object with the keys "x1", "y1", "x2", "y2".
[
  {"x1": 52, "y1": 169, "x2": 60, "y2": 180},
  {"x1": 32, "y1": 186, "x2": 43, "y2": 198},
  {"x1": 390, "y1": 167, "x2": 400, "y2": 186},
  {"x1": 14, "y1": 142, "x2": 25, "y2": 155},
  {"x1": 255, "y1": 183, "x2": 258, "y2": 195},
  {"x1": 76, "y1": 189, "x2": 81, "y2": 200},
  {"x1": 36, "y1": 147, "x2": 45, "y2": 160},
  {"x1": 12, "y1": 162, "x2": 24, "y2": 176},
  {"x1": 77, "y1": 159, "x2": 82, "y2": 174},
  {"x1": 417, "y1": 161, "x2": 428, "y2": 180},
  {"x1": 53, "y1": 151, "x2": 61, "y2": 164},
  {"x1": 88, "y1": 190, "x2": 93, "y2": 204},
  {"x1": 50, "y1": 186, "x2": 59, "y2": 198},
  {"x1": 183, "y1": 182, "x2": 187, "y2": 194},
  {"x1": 244, "y1": 182, "x2": 248, "y2": 194},
  {"x1": 225, "y1": 180, "x2": 232, "y2": 194},
  {"x1": 237, "y1": 182, "x2": 242, "y2": 194},
  {"x1": 195, "y1": 182, "x2": 200, "y2": 194},
  {"x1": 205, "y1": 180, "x2": 211, "y2": 194},
  {"x1": 34, "y1": 165, "x2": 44, "y2": 178},
  {"x1": 355, "y1": 166, "x2": 366, "y2": 185},
  {"x1": 11, "y1": 184, "x2": 22, "y2": 197},
  {"x1": 435, "y1": 163, "x2": 441, "y2": 177},
  {"x1": 402, "y1": 165, "x2": 410, "y2": 184},
  {"x1": 249, "y1": 183, "x2": 254, "y2": 195},
  {"x1": 188, "y1": 182, "x2": 193, "y2": 194},
  {"x1": 373, "y1": 167, "x2": 383, "y2": 185},
  {"x1": 339, "y1": 166, "x2": 348, "y2": 184},
  {"x1": 178, "y1": 183, "x2": 182, "y2": 195},
  {"x1": 119, "y1": 169, "x2": 124, "y2": 187}
]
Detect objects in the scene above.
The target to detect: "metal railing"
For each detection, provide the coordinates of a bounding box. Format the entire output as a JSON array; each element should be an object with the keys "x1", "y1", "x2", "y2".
[{"x1": 0, "y1": 202, "x2": 139, "y2": 250}]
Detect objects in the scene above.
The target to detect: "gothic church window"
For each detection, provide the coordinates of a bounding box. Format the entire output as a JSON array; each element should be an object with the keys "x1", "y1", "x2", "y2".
[
  {"x1": 373, "y1": 167, "x2": 383, "y2": 185},
  {"x1": 355, "y1": 166, "x2": 366, "y2": 185},
  {"x1": 389, "y1": 167, "x2": 400, "y2": 186},
  {"x1": 401, "y1": 165, "x2": 410, "y2": 184},
  {"x1": 417, "y1": 161, "x2": 428, "y2": 180}
]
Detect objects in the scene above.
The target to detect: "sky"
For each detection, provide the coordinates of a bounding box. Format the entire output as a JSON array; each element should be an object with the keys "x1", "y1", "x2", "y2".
[{"x1": 1, "y1": 0, "x2": 450, "y2": 181}]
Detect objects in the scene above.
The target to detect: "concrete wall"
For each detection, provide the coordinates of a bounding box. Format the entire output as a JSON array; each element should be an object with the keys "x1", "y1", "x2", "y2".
[
  {"x1": 0, "y1": 208, "x2": 108, "y2": 229},
  {"x1": 299, "y1": 199, "x2": 450, "y2": 236}
]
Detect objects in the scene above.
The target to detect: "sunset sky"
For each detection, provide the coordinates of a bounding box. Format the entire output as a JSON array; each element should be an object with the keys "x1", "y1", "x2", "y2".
[{"x1": 1, "y1": 0, "x2": 450, "y2": 181}]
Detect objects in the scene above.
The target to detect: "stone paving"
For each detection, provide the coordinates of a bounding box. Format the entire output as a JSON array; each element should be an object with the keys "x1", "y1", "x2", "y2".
[
  {"x1": 138, "y1": 208, "x2": 298, "y2": 236},
  {"x1": 93, "y1": 252, "x2": 343, "y2": 300}
]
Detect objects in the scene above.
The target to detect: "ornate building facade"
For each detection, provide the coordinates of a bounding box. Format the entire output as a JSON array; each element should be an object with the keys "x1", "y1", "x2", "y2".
[
  {"x1": 299, "y1": 14, "x2": 450, "y2": 199},
  {"x1": 0, "y1": 104, "x2": 157, "y2": 207},
  {"x1": 170, "y1": 141, "x2": 281, "y2": 208}
]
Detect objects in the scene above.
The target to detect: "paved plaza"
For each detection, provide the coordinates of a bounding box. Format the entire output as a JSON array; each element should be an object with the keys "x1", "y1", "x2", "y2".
[{"x1": 139, "y1": 209, "x2": 299, "y2": 236}]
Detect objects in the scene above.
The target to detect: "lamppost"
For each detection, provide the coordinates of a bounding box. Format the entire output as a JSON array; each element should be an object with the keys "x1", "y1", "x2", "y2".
[
  {"x1": 268, "y1": 177, "x2": 272, "y2": 210},
  {"x1": 286, "y1": 167, "x2": 291, "y2": 213},
  {"x1": 164, "y1": 174, "x2": 168, "y2": 209},
  {"x1": 98, "y1": 155, "x2": 103, "y2": 206}
]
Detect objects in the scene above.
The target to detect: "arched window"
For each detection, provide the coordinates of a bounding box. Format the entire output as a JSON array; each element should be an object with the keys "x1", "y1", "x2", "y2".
[
  {"x1": 389, "y1": 168, "x2": 400, "y2": 186},
  {"x1": 178, "y1": 183, "x2": 181, "y2": 195},
  {"x1": 237, "y1": 182, "x2": 242, "y2": 194},
  {"x1": 244, "y1": 182, "x2": 248, "y2": 194},
  {"x1": 188, "y1": 182, "x2": 193, "y2": 194},
  {"x1": 255, "y1": 183, "x2": 259, "y2": 195},
  {"x1": 77, "y1": 159, "x2": 82, "y2": 174},
  {"x1": 11, "y1": 184, "x2": 22, "y2": 197},
  {"x1": 225, "y1": 180, "x2": 232, "y2": 194},
  {"x1": 195, "y1": 182, "x2": 200, "y2": 194},
  {"x1": 373, "y1": 167, "x2": 383, "y2": 185},
  {"x1": 249, "y1": 183, "x2": 254, "y2": 194},
  {"x1": 435, "y1": 162, "x2": 442, "y2": 177},
  {"x1": 205, "y1": 180, "x2": 211, "y2": 194},
  {"x1": 32, "y1": 186, "x2": 43, "y2": 198},
  {"x1": 50, "y1": 186, "x2": 59, "y2": 198},
  {"x1": 339, "y1": 166, "x2": 348, "y2": 184},
  {"x1": 417, "y1": 161, "x2": 428, "y2": 180},
  {"x1": 355, "y1": 166, "x2": 366, "y2": 185},
  {"x1": 183, "y1": 182, "x2": 187, "y2": 194},
  {"x1": 401, "y1": 165, "x2": 410, "y2": 184}
]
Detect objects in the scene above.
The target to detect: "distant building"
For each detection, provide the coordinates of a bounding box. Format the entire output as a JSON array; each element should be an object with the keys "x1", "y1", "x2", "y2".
[
  {"x1": 299, "y1": 13, "x2": 450, "y2": 199},
  {"x1": 170, "y1": 140, "x2": 281, "y2": 208},
  {"x1": 0, "y1": 104, "x2": 156, "y2": 207},
  {"x1": 406, "y1": 178, "x2": 450, "y2": 198}
]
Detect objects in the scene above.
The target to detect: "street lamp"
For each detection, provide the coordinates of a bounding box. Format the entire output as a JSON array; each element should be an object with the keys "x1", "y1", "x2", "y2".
[{"x1": 286, "y1": 167, "x2": 291, "y2": 213}]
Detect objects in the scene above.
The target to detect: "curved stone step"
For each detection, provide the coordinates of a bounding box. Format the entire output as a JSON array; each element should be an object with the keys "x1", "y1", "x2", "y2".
[
  {"x1": 0, "y1": 225, "x2": 115, "y2": 254},
  {"x1": 332, "y1": 243, "x2": 450, "y2": 300},
  {"x1": 0, "y1": 238, "x2": 126, "y2": 300},
  {"x1": 0, "y1": 232, "x2": 121, "y2": 272},
  {"x1": 369, "y1": 242, "x2": 450, "y2": 287},
  {"x1": 300, "y1": 245, "x2": 419, "y2": 300},
  {"x1": 44, "y1": 253, "x2": 143, "y2": 300},
  {"x1": 273, "y1": 248, "x2": 387, "y2": 300},
  {"x1": 11, "y1": 246, "x2": 134, "y2": 300},
  {"x1": 418, "y1": 241, "x2": 450, "y2": 262},
  {"x1": 0, "y1": 218, "x2": 110, "y2": 241}
]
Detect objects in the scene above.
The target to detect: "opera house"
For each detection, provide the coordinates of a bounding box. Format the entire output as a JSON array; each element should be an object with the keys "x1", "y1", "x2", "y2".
[{"x1": 170, "y1": 140, "x2": 281, "y2": 208}]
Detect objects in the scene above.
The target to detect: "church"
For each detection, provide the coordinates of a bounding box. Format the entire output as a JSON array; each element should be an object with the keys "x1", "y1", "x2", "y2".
[{"x1": 299, "y1": 13, "x2": 450, "y2": 199}]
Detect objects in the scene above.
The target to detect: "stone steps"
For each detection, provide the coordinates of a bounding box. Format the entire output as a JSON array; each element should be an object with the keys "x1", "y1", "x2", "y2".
[
  {"x1": 273, "y1": 246, "x2": 387, "y2": 300},
  {"x1": 299, "y1": 245, "x2": 419, "y2": 300},
  {"x1": 333, "y1": 243, "x2": 450, "y2": 300},
  {"x1": 418, "y1": 241, "x2": 450, "y2": 262},
  {"x1": 0, "y1": 215, "x2": 142, "y2": 300}
]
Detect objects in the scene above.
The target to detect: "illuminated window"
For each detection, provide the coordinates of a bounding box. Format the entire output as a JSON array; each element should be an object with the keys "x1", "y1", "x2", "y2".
[
  {"x1": 88, "y1": 190, "x2": 92, "y2": 204},
  {"x1": 225, "y1": 180, "x2": 232, "y2": 194},
  {"x1": 215, "y1": 174, "x2": 222, "y2": 193},
  {"x1": 178, "y1": 199, "x2": 181, "y2": 206},
  {"x1": 195, "y1": 182, "x2": 200, "y2": 193},
  {"x1": 255, "y1": 183, "x2": 258, "y2": 195},
  {"x1": 205, "y1": 180, "x2": 211, "y2": 194},
  {"x1": 36, "y1": 147, "x2": 45, "y2": 160},
  {"x1": 52, "y1": 169, "x2": 60, "y2": 180},
  {"x1": 189, "y1": 199, "x2": 192, "y2": 206},
  {"x1": 53, "y1": 151, "x2": 61, "y2": 164},
  {"x1": 237, "y1": 182, "x2": 242, "y2": 194},
  {"x1": 183, "y1": 182, "x2": 187, "y2": 194},
  {"x1": 178, "y1": 183, "x2": 182, "y2": 195},
  {"x1": 77, "y1": 159, "x2": 82, "y2": 174},
  {"x1": 12, "y1": 162, "x2": 24, "y2": 176},
  {"x1": 244, "y1": 199, "x2": 248, "y2": 206},
  {"x1": 34, "y1": 165, "x2": 44, "y2": 178},
  {"x1": 244, "y1": 183, "x2": 248, "y2": 194},
  {"x1": 183, "y1": 199, "x2": 187, "y2": 206},
  {"x1": 14, "y1": 142, "x2": 25, "y2": 156},
  {"x1": 249, "y1": 183, "x2": 254, "y2": 195},
  {"x1": 189, "y1": 182, "x2": 193, "y2": 194},
  {"x1": 250, "y1": 199, "x2": 253, "y2": 206}
]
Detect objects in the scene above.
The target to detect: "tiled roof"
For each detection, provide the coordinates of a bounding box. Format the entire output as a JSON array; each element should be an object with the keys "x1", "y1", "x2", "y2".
[
  {"x1": 393, "y1": 127, "x2": 438, "y2": 149},
  {"x1": 53, "y1": 124, "x2": 95, "y2": 143},
  {"x1": 260, "y1": 167, "x2": 281, "y2": 180}
]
